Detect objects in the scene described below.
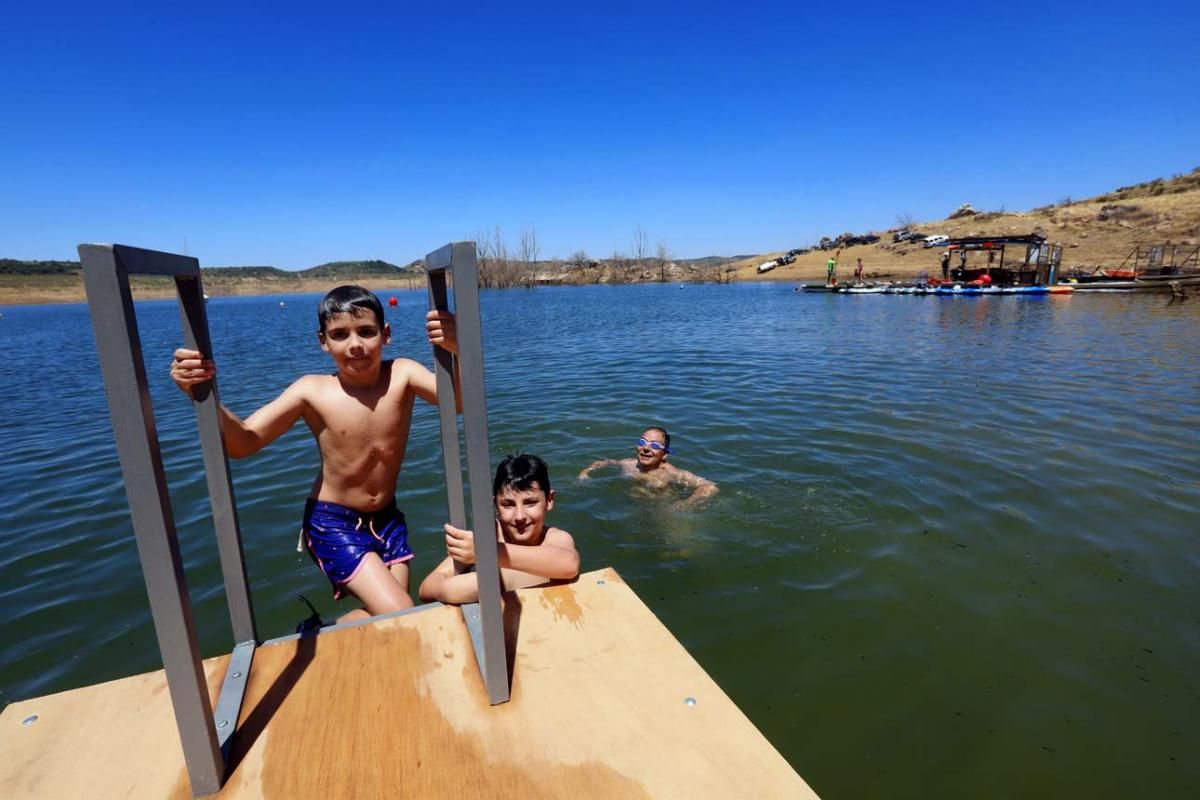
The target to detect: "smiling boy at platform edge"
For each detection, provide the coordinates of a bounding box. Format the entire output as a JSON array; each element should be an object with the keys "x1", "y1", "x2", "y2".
[
  {"x1": 170, "y1": 285, "x2": 459, "y2": 623},
  {"x1": 418, "y1": 453, "x2": 579, "y2": 605},
  {"x1": 578, "y1": 426, "x2": 718, "y2": 510}
]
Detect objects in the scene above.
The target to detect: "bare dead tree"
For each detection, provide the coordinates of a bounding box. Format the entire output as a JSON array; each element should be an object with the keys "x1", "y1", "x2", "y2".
[
  {"x1": 632, "y1": 227, "x2": 649, "y2": 278},
  {"x1": 655, "y1": 240, "x2": 670, "y2": 282},
  {"x1": 567, "y1": 249, "x2": 590, "y2": 269},
  {"x1": 610, "y1": 249, "x2": 634, "y2": 284},
  {"x1": 518, "y1": 226, "x2": 540, "y2": 288},
  {"x1": 564, "y1": 249, "x2": 596, "y2": 284},
  {"x1": 895, "y1": 211, "x2": 916, "y2": 229},
  {"x1": 473, "y1": 229, "x2": 496, "y2": 288},
  {"x1": 490, "y1": 226, "x2": 516, "y2": 288}
]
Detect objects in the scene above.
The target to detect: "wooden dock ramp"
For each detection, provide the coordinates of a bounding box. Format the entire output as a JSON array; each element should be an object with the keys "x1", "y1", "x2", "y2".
[{"x1": 1, "y1": 568, "x2": 818, "y2": 798}]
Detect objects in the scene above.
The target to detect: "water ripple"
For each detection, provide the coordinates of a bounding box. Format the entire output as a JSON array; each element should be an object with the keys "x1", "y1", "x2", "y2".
[{"x1": 1, "y1": 286, "x2": 1198, "y2": 796}]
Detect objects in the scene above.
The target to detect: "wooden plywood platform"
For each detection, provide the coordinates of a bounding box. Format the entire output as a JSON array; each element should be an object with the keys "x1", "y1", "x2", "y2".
[{"x1": 1, "y1": 568, "x2": 817, "y2": 798}]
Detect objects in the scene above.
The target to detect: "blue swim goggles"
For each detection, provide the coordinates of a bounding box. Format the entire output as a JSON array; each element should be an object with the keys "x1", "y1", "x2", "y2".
[{"x1": 637, "y1": 437, "x2": 670, "y2": 454}]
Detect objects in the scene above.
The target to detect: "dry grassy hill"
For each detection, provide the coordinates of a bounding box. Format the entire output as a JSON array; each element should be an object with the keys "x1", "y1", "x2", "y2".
[
  {"x1": 732, "y1": 168, "x2": 1200, "y2": 284},
  {"x1": 5, "y1": 170, "x2": 1198, "y2": 303}
]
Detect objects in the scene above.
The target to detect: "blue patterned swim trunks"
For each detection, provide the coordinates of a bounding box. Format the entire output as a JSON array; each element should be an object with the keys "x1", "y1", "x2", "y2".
[{"x1": 302, "y1": 499, "x2": 413, "y2": 599}]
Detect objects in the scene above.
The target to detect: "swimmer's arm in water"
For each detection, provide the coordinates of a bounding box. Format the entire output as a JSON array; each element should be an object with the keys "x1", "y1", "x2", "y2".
[
  {"x1": 578, "y1": 458, "x2": 619, "y2": 480},
  {"x1": 170, "y1": 349, "x2": 308, "y2": 458},
  {"x1": 672, "y1": 467, "x2": 719, "y2": 510}
]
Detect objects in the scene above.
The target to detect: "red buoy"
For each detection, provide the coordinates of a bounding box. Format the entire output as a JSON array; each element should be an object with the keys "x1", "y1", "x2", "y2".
[{"x1": 388, "y1": 296, "x2": 398, "y2": 306}]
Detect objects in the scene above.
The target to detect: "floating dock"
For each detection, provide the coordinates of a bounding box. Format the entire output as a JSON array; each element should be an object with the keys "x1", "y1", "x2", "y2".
[
  {"x1": 802, "y1": 283, "x2": 1074, "y2": 295},
  {"x1": 0, "y1": 242, "x2": 817, "y2": 798},
  {"x1": 0, "y1": 568, "x2": 817, "y2": 798}
]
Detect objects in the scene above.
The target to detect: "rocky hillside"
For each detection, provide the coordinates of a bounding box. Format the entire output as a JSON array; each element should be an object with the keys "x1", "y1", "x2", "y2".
[
  {"x1": 5, "y1": 169, "x2": 1198, "y2": 302},
  {"x1": 733, "y1": 168, "x2": 1200, "y2": 283}
]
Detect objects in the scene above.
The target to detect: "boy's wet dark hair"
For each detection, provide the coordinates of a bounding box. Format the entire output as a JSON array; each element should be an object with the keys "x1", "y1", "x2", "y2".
[
  {"x1": 644, "y1": 426, "x2": 671, "y2": 451},
  {"x1": 318, "y1": 285, "x2": 384, "y2": 333},
  {"x1": 493, "y1": 453, "x2": 551, "y2": 496}
]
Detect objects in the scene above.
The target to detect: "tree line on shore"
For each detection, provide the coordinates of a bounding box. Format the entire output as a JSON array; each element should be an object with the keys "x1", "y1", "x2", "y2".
[
  {"x1": 470, "y1": 225, "x2": 739, "y2": 288},
  {"x1": 3, "y1": 229, "x2": 743, "y2": 290}
]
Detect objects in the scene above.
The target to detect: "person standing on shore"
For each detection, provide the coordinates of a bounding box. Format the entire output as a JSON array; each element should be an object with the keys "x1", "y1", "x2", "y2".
[
  {"x1": 826, "y1": 254, "x2": 837, "y2": 286},
  {"x1": 854, "y1": 257, "x2": 864, "y2": 285},
  {"x1": 941, "y1": 251, "x2": 950, "y2": 281}
]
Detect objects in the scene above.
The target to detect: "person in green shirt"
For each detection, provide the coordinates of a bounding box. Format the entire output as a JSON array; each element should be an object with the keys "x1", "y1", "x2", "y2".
[{"x1": 826, "y1": 255, "x2": 837, "y2": 286}]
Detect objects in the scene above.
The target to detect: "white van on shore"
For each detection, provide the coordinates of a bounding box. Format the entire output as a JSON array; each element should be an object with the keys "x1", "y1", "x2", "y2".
[{"x1": 923, "y1": 234, "x2": 949, "y2": 248}]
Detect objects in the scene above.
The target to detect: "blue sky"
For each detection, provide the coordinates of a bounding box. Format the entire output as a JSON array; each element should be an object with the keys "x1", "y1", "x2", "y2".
[{"x1": 3, "y1": 1, "x2": 1197, "y2": 268}]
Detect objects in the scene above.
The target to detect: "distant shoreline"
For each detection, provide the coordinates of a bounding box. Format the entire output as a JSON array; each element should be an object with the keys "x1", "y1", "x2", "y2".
[
  {"x1": 0, "y1": 277, "x2": 428, "y2": 307},
  {"x1": 6, "y1": 168, "x2": 1198, "y2": 307},
  {"x1": 0, "y1": 264, "x2": 926, "y2": 306}
]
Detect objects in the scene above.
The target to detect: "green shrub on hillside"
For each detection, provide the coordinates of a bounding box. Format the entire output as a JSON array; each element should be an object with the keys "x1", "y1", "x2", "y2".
[
  {"x1": 298, "y1": 260, "x2": 407, "y2": 278},
  {"x1": 203, "y1": 266, "x2": 292, "y2": 279},
  {"x1": 0, "y1": 259, "x2": 81, "y2": 275}
]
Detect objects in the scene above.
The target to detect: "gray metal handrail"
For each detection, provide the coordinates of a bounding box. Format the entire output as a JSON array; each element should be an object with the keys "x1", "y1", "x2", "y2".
[
  {"x1": 79, "y1": 243, "x2": 256, "y2": 796},
  {"x1": 425, "y1": 241, "x2": 510, "y2": 705}
]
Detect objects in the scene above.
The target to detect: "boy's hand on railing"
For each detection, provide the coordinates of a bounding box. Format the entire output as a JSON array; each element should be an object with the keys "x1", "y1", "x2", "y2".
[
  {"x1": 170, "y1": 348, "x2": 215, "y2": 397},
  {"x1": 425, "y1": 310, "x2": 458, "y2": 355},
  {"x1": 444, "y1": 523, "x2": 476, "y2": 565}
]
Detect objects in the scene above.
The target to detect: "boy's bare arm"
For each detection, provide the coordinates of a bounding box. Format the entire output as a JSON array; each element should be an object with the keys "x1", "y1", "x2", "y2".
[
  {"x1": 418, "y1": 561, "x2": 544, "y2": 605},
  {"x1": 403, "y1": 358, "x2": 462, "y2": 413},
  {"x1": 171, "y1": 348, "x2": 307, "y2": 458},
  {"x1": 418, "y1": 556, "x2": 480, "y2": 604},
  {"x1": 497, "y1": 529, "x2": 580, "y2": 580},
  {"x1": 444, "y1": 525, "x2": 579, "y2": 582},
  {"x1": 499, "y1": 567, "x2": 558, "y2": 592},
  {"x1": 226, "y1": 380, "x2": 310, "y2": 457}
]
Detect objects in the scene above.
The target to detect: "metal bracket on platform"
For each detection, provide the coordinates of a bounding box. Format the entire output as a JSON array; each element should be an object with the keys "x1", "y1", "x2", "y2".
[
  {"x1": 214, "y1": 640, "x2": 255, "y2": 760},
  {"x1": 424, "y1": 241, "x2": 510, "y2": 706},
  {"x1": 79, "y1": 243, "x2": 258, "y2": 797}
]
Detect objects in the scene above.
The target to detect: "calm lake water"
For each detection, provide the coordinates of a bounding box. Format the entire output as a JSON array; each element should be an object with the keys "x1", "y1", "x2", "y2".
[{"x1": 1, "y1": 282, "x2": 1198, "y2": 797}]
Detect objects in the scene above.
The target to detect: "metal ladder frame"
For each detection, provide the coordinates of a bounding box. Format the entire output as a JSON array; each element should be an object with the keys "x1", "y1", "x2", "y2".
[
  {"x1": 424, "y1": 241, "x2": 509, "y2": 706},
  {"x1": 79, "y1": 240, "x2": 507, "y2": 798},
  {"x1": 80, "y1": 243, "x2": 256, "y2": 796}
]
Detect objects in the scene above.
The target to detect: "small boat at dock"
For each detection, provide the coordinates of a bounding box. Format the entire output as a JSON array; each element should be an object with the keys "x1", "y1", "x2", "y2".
[
  {"x1": 1063, "y1": 274, "x2": 1200, "y2": 292},
  {"x1": 1059, "y1": 243, "x2": 1200, "y2": 292}
]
